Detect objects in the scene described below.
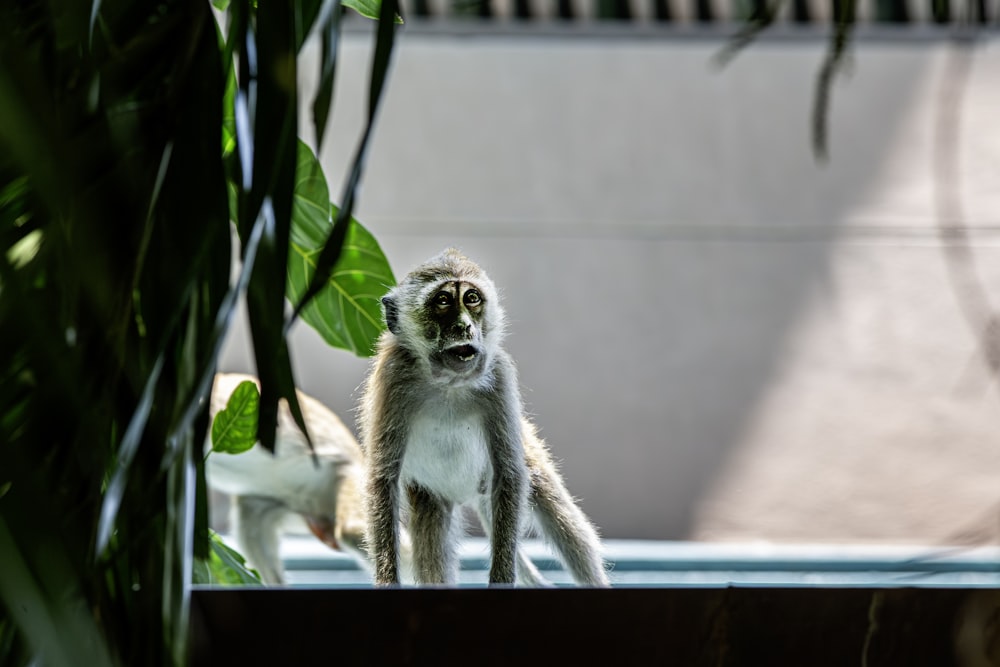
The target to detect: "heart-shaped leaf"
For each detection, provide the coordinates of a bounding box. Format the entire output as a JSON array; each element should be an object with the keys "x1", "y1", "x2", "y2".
[
  {"x1": 287, "y1": 141, "x2": 394, "y2": 357},
  {"x1": 210, "y1": 380, "x2": 260, "y2": 454}
]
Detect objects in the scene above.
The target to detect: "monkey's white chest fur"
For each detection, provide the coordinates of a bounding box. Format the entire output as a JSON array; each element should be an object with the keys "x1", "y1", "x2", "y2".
[{"x1": 401, "y1": 404, "x2": 490, "y2": 504}]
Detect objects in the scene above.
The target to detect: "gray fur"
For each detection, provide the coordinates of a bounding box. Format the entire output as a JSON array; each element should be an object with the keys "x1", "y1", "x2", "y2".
[{"x1": 360, "y1": 249, "x2": 611, "y2": 587}]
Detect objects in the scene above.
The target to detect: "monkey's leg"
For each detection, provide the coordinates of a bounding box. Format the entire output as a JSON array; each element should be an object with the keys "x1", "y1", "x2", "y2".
[
  {"x1": 530, "y1": 470, "x2": 611, "y2": 587},
  {"x1": 323, "y1": 466, "x2": 414, "y2": 583},
  {"x1": 407, "y1": 484, "x2": 459, "y2": 585},
  {"x1": 474, "y1": 498, "x2": 553, "y2": 587},
  {"x1": 233, "y1": 495, "x2": 289, "y2": 585},
  {"x1": 367, "y1": 465, "x2": 403, "y2": 585}
]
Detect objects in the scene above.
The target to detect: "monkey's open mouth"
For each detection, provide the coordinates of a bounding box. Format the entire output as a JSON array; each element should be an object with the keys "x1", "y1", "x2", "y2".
[
  {"x1": 445, "y1": 344, "x2": 478, "y2": 362},
  {"x1": 437, "y1": 343, "x2": 481, "y2": 374}
]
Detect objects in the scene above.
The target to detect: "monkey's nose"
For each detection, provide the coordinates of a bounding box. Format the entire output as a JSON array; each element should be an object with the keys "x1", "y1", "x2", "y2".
[{"x1": 448, "y1": 323, "x2": 474, "y2": 341}]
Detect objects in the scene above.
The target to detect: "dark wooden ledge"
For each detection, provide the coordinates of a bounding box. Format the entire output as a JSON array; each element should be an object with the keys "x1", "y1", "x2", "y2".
[{"x1": 190, "y1": 586, "x2": 992, "y2": 666}]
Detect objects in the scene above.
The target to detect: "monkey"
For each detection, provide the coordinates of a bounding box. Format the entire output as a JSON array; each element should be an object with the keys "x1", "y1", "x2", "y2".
[
  {"x1": 359, "y1": 248, "x2": 611, "y2": 587},
  {"x1": 206, "y1": 373, "x2": 387, "y2": 584},
  {"x1": 206, "y1": 373, "x2": 554, "y2": 586}
]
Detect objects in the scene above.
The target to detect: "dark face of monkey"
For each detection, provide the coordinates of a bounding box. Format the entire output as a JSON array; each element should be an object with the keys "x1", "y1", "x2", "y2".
[
  {"x1": 423, "y1": 279, "x2": 487, "y2": 375},
  {"x1": 380, "y1": 249, "x2": 505, "y2": 386}
]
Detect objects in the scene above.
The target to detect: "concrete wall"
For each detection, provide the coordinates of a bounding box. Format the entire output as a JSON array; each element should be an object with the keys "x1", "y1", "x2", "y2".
[{"x1": 220, "y1": 28, "x2": 1000, "y2": 543}]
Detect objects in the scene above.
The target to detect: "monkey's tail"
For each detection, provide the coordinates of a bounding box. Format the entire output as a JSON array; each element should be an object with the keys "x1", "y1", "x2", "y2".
[
  {"x1": 521, "y1": 421, "x2": 611, "y2": 587},
  {"x1": 516, "y1": 549, "x2": 555, "y2": 587},
  {"x1": 531, "y1": 480, "x2": 611, "y2": 587}
]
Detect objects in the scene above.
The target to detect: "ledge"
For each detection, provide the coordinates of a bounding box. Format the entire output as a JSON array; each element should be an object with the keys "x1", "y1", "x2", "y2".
[
  {"x1": 190, "y1": 586, "x2": 991, "y2": 665},
  {"x1": 190, "y1": 539, "x2": 1000, "y2": 665}
]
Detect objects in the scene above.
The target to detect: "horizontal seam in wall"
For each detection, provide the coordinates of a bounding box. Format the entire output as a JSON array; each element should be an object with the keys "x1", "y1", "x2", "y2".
[{"x1": 364, "y1": 217, "x2": 1000, "y2": 245}]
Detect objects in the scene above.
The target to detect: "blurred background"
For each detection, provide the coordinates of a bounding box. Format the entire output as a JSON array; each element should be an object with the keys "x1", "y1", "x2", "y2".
[{"x1": 219, "y1": 6, "x2": 1000, "y2": 547}]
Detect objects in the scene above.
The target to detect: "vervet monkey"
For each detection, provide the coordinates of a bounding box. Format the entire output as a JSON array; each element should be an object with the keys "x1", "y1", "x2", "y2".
[
  {"x1": 206, "y1": 373, "x2": 378, "y2": 584},
  {"x1": 360, "y1": 248, "x2": 611, "y2": 587}
]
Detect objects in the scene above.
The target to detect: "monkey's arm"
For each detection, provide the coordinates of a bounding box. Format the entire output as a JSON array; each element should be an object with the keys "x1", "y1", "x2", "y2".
[{"x1": 483, "y1": 360, "x2": 528, "y2": 585}]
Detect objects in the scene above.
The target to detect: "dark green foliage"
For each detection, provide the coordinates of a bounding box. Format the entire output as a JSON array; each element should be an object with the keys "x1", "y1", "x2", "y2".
[
  {"x1": 1, "y1": 3, "x2": 231, "y2": 664},
  {"x1": 0, "y1": 0, "x2": 399, "y2": 664}
]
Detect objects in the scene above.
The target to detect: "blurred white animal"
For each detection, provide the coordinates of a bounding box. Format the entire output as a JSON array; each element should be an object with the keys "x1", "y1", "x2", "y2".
[{"x1": 206, "y1": 372, "x2": 374, "y2": 584}]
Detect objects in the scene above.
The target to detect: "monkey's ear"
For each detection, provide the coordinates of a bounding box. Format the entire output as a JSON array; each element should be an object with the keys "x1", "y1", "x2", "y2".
[{"x1": 382, "y1": 295, "x2": 399, "y2": 334}]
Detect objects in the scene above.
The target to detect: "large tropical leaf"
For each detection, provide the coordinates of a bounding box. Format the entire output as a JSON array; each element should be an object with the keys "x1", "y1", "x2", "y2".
[
  {"x1": 288, "y1": 141, "x2": 394, "y2": 357},
  {"x1": 289, "y1": 0, "x2": 400, "y2": 326}
]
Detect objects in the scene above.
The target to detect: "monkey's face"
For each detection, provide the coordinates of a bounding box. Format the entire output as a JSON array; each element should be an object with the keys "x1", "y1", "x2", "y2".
[
  {"x1": 381, "y1": 249, "x2": 505, "y2": 386},
  {"x1": 423, "y1": 280, "x2": 487, "y2": 378}
]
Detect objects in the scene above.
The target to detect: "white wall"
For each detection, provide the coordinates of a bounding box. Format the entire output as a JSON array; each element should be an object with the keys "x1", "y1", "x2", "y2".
[{"x1": 221, "y1": 28, "x2": 1000, "y2": 543}]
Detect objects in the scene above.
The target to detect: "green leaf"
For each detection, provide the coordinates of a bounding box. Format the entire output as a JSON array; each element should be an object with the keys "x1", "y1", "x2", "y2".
[
  {"x1": 220, "y1": 51, "x2": 237, "y2": 159},
  {"x1": 192, "y1": 532, "x2": 262, "y2": 585},
  {"x1": 7, "y1": 229, "x2": 41, "y2": 269},
  {"x1": 287, "y1": 141, "x2": 394, "y2": 357},
  {"x1": 233, "y1": 0, "x2": 314, "y2": 457},
  {"x1": 343, "y1": 0, "x2": 405, "y2": 22},
  {"x1": 287, "y1": 0, "x2": 398, "y2": 334},
  {"x1": 210, "y1": 380, "x2": 259, "y2": 454},
  {"x1": 312, "y1": 0, "x2": 342, "y2": 151}
]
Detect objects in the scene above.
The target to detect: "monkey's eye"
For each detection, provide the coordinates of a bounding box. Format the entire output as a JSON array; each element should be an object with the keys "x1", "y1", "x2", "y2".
[
  {"x1": 463, "y1": 290, "x2": 482, "y2": 306},
  {"x1": 433, "y1": 292, "x2": 453, "y2": 307}
]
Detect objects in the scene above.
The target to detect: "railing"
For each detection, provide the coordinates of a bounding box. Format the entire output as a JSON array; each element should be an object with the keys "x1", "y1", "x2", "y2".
[
  {"x1": 388, "y1": 0, "x2": 996, "y2": 26},
  {"x1": 242, "y1": 535, "x2": 1000, "y2": 588}
]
